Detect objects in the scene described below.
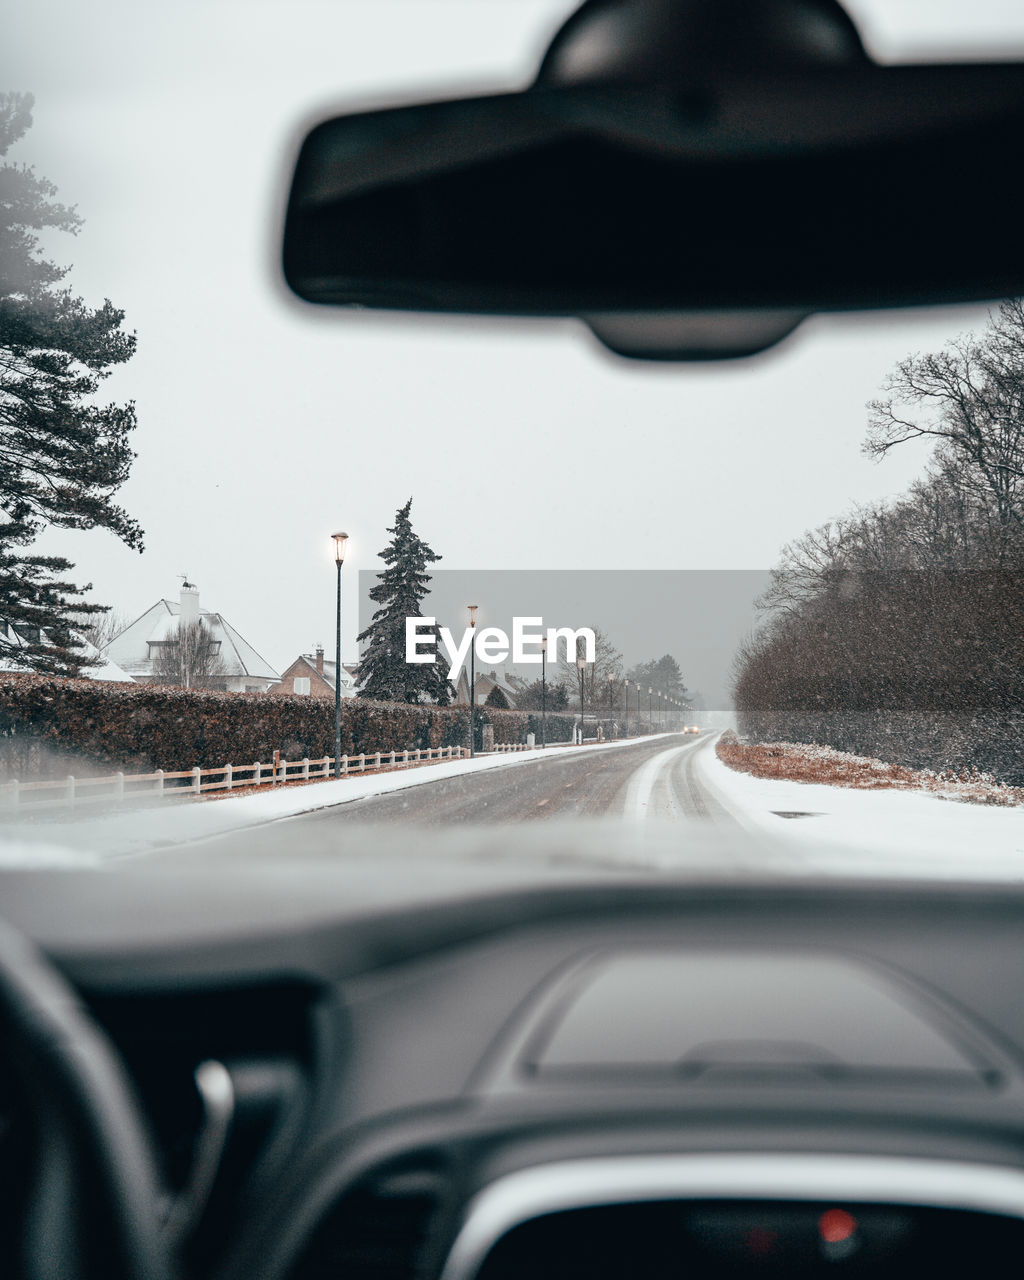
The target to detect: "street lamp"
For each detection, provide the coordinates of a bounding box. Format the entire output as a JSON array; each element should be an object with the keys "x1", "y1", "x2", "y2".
[
  {"x1": 607, "y1": 671, "x2": 614, "y2": 732},
  {"x1": 331, "y1": 531, "x2": 349, "y2": 778},
  {"x1": 576, "y1": 653, "x2": 587, "y2": 744},
  {"x1": 540, "y1": 635, "x2": 547, "y2": 749},
  {"x1": 648, "y1": 686, "x2": 653, "y2": 732},
  {"x1": 635, "y1": 681, "x2": 641, "y2": 732},
  {"x1": 467, "y1": 604, "x2": 478, "y2": 757}
]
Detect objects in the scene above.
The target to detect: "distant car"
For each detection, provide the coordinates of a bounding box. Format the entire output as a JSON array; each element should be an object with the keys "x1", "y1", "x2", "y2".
[{"x1": 685, "y1": 724, "x2": 700, "y2": 734}]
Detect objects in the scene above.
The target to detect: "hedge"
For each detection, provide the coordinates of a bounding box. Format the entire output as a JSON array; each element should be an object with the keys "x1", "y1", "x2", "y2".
[
  {"x1": 0, "y1": 674, "x2": 472, "y2": 780},
  {"x1": 0, "y1": 674, "x2": 651, "y2": 782}
]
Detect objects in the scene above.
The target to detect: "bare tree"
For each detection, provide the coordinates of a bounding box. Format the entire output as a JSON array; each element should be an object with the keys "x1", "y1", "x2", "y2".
[
  {"x1": 864, "y1": 299, "x2": 1024, "y2": 562},
  {"x1": 558, "y1": 623, "x2": 623, "y2": 707},
  {"x1": 80, "y1": 608, "x2": 129, "y2": 651},
  {"x1": 151, "y1": 618, "x2": 228, "y2": 690}
]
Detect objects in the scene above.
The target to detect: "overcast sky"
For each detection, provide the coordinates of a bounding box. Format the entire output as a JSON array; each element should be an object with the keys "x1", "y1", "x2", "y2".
[{"x1": 8, "y1": 0, "x2": 1024, "y2": 681}]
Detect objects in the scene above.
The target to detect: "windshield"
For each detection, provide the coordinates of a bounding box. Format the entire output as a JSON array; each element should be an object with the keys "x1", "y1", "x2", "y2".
[{"x1": 4, "y1": 0, "x2": 1024, "y2": 878}]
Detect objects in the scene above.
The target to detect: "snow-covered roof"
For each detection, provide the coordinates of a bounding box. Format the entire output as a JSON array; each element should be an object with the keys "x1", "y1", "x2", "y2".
[
  {"x1": 0, "y1": 621, "x2": 134, "y2": 681},
  {"x1": 105, "y1": 591, "x2": 278, "y2": 681},
  {"x1": 76, "y1": 636, "x2": 135, "y2": 682},
  {"x1": 315, "y1": 656, "x2": 357, "y2": 692}
]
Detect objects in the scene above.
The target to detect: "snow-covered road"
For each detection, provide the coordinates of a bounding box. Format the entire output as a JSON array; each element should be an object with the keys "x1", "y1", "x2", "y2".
[{"x1": 2, "y1": 730, "x2": 1023, "y2": 880}]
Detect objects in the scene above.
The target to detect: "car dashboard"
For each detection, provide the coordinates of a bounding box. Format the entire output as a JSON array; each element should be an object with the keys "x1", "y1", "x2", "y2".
[{"x1": 5, "y1": 854, "x2": 1024, "y2": 1280}]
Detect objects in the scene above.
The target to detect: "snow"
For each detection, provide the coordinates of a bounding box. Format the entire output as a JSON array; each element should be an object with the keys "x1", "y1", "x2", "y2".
[
  {"x1": 6, "y1": 730, "x2": 1022, "y2": 881},
  {"x1": 696, "y1": 734, "x2": 1024, "y2": 880},
  {"x1": 0, "y1": 734, "x2": 676, "y2": 865}
]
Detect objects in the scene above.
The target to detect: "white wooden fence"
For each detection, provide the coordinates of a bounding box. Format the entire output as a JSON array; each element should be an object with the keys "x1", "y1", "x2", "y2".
[{"x1": 1, "y1": 745, "x2": 470, "y2": 815}]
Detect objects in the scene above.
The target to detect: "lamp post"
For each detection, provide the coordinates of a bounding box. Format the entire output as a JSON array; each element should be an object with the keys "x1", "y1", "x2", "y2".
[
  {"x1": 607, "y1": 671, "x2": 614, "y2": 733},
  {"x1": 576, "y1": 653, "x2": 586, "y2": 744},
  {"x1": 648, "y1": 686, "x2": 653, "y2": 733},
  {"x1": 467, "y1": 604, "x2": 478, "y2": 757},
  {"x1": 540, "y1": 635, "x2": 547, "y2": 749},
  {"x1": 331, "y1": 531, "x2": 349, "y2": 778},
  {"x1": 636, "y1": 681, "x2": 641, "y2": 732}
]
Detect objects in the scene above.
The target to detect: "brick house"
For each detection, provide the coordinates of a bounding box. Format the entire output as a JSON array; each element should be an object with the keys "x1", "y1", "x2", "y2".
[{"x1": 270, "y1": 647, "x2": 358, "y2": 698}]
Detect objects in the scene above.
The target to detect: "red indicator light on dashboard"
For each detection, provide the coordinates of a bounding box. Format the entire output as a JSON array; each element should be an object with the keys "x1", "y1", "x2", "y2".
[
  {"x1": 744, "y1": 1227, "x2": 778, "y2": 1256},
  {"x1": 819, "y1": 1208, "x2": 858, "y2": 1244}
]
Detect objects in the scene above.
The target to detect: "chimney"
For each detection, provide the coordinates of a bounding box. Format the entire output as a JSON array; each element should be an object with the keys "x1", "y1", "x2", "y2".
[
  {"x1": 315, "y1": 646, "x2": 324, "y2": 676},
  {"x1": 180, "y1": 583, "x2": 200, "y2": 626}
]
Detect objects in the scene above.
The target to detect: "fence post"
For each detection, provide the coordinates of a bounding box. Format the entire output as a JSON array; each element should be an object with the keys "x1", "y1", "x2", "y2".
[
  {"x1": 358, "y1": 753, "x2": 365, "y2": 772},
  {"x1": 225, "y1": 763, "x2": 233, "y2": 791},
  {"x1": 403, "y1": 749, "x2": 409, "y2": 765},
  {"x1": 374, "y1": 752, "x2": 381, "y2": 770},
  {"x1": 254, "y1": 761, "x2": 261, "y2": 787},
  {"x1": 192, "y1": 767, "x2": 201, "y2": 796},
  {"x1": 155, "y1": 769, "x2": 164, "y2": 795},
  {"x1": 115, "y1": 771, "x2": 125, "y2": 802},
  {"x1": 65, "y1": 775, "x2": 76, "y2": 808},
  {"x1": 302, "y1": 758, "x2": 309, "y2": 781}
]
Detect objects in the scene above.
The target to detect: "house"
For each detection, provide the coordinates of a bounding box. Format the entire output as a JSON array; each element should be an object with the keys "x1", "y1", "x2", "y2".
[
  {"x1": 0, "y1": 620, "x2": 134, "y2": 682},
  {"x1": 270, "y1": 647, "x2": 359, "y2": 699},
  {"x1": 452, "y1": 667, "x2": 523, "y2": 707},
  {"x1": 104, "y1": 585, "x2": 279, "y2": 693}
]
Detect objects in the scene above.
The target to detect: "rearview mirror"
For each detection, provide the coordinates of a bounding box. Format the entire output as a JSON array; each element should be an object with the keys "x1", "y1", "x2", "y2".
[{"x1": 282, "y1": 3, "x2": 1024, "y2": 359}]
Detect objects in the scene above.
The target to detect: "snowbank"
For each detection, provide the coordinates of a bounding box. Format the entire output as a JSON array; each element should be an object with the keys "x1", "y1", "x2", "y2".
[{"x1": 697, "y1": 735, "x2": 1024, "y2": 880}]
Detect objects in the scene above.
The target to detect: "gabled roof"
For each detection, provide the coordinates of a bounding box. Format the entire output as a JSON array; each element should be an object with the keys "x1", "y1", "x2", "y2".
[
  {"x1": 106, "y1": 595, "x2": 278, "y2": 680},
  {"x1": 297, "y1": 654, "x2": 357, "y2": 693}
]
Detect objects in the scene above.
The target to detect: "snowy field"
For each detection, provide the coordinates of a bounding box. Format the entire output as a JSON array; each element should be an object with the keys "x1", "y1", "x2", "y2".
[{"x1": 696, "y1": 736, "x2": 1024, "y2": 881}]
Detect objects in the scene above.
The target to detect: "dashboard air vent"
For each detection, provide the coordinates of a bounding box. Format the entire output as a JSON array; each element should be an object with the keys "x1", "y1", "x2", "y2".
[{"x1": 289, "y1": 1163, "x2": 447, "y2": 1280}]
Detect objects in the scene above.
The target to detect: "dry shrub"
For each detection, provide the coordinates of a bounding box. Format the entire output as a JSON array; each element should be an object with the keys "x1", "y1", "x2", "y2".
[{"x1": 717, "y1": 730, "x2": 1024, "y2": 807}]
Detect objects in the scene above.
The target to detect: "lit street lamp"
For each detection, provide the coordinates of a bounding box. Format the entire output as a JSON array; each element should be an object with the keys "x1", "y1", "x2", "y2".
[
  {"x1": 648, "y1": 686, "x2": 653, "y2": 732},
  {"x1": 635, "y1": 681, "x2": 641, "y2": 731},
  {"x1": 332, "y1": 531, "x2": 349, "y2": 778},
  {"x1": 467, "y1": 604, "x2": 478, "y2": 757}
]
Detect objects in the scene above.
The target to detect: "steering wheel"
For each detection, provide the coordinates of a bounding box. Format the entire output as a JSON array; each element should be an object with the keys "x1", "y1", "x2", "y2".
[{"x1": 0, "y1": 917, "x2": 173, "y2": 1280}]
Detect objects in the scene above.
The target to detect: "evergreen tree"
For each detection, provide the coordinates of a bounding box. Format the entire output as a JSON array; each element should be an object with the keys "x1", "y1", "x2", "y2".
[
  {"x1": 355, "y1": 498, "x2": 451, "y2": 704},
  {"x1": 626, "y1": 654, "x2": 690, "y2": 702},
  {"x1": 0, "y1": 92, "x2": 141, "y2": 674}
]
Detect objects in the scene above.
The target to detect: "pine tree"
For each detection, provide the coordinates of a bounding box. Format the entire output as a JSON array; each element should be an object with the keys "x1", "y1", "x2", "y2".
[
  {"x1": 484, "y1": 684, "x2": 509, "y2": 709},
  {"x1": 355, "y1": 498, "x2": 451, "y2": 704},
  {"x1": 0, "y1": 92, "x2": 141, "y2": 674}
]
